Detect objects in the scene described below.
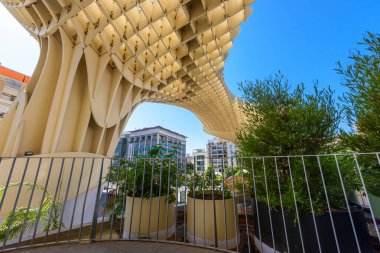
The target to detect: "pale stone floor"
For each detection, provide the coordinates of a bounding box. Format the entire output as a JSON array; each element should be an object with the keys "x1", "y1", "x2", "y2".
[
  {"x1": 11, "y1": 241, "x2": 231, "y2": 253},
  {"x1": 3, "y1": 206, "x2": 379, "y2": 252},
  {"x1": 3, "y1": 213, "x2": 258, "y2": 253}
]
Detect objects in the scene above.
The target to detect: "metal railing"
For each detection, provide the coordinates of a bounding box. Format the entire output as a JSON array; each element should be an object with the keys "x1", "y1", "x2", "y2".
[{"x1": 0, "y1": 153, "x2": 379, "y2": 252}]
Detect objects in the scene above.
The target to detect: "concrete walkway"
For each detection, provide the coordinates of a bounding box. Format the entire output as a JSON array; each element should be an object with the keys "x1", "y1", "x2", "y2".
[{"x1": 9, "y1": 240, "x2": 229, "y2": 253}]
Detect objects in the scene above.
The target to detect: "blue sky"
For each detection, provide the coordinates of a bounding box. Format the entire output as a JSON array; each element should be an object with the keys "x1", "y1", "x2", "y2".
[
  {"x1": 224, "y1": 0, "x2": 380, "y2": 96},
  {"x1": 0, "y1": 1, "x2": 379, "y2": 153}
]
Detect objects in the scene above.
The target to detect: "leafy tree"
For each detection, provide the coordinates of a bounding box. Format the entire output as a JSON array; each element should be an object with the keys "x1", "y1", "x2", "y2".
[
  {"x1": 237, "y1": 72, "x2": 341, "y2": 156},
  {"x1": 236, "y1": 73, "x2": 359, "y2": 215},
  {"x1": 338, "y1": 32, "x2": 380, "y2": 196},
  {"x1": 338, "y1": 32, "x2": 380, "y2": 151}
]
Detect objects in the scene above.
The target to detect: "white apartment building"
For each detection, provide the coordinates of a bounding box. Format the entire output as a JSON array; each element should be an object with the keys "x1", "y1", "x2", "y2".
[
  {"x1": 114, "y1": 132, "x2": 129, "y2": 159},
  {"x1": 126, "y1": 126, "x2": 187, "y2": 163},
  {"x1": 189, "y1": 149, "x2": 209, "y2": 172},
  {"x1": 207, "y1": 138, "x2": 238, "y2": 173}
]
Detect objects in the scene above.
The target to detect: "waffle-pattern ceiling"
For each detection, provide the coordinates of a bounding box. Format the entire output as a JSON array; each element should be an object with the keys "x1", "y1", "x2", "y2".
[{"x1": 0, "y1": 0, "x2": 254, "y2": 156}]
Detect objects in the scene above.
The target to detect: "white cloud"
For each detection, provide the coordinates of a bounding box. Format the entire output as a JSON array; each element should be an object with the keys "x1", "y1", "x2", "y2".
[{"x1": 0, "y1": 5, "x2": 39, "y2": 76}]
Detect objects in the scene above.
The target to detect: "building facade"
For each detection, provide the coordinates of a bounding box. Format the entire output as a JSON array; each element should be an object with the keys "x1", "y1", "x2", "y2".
[
  {"x1": 114, "y1": 132, "x2": 129, "y2": 159},
  {"x1": 0, "y1": 66, "x2": 28, "y2": 118},
  {"x1": 190, "y1": 149, "x2": 209, "y2": 172},
  {"x1": 126, "y1": 126, "x2": 186, "y2": 163},
  {"x1": 207, "y1": 138, "x2": 238, "y2": 173}
]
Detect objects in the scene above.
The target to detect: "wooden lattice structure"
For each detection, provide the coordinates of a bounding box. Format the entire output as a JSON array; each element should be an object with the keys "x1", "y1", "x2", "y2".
[{"x1": 0, "y1": 0, "x2": 254, "y2": 157}]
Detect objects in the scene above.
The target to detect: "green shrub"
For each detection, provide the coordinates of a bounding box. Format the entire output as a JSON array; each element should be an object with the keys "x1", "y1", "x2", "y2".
[
  {"x1": 338, "y1": 32, "x2": 380, "y2": 197},
  {"x1": 236, "y1": 73, "x2": 360, "y2": 215}
]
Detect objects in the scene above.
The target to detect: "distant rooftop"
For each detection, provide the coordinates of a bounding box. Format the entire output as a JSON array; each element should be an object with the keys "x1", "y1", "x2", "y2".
[
  {"x1": 0, "y1": 65, "x2": 30, "y2": 84},
  {"x1": 127, "y1": 126, "x2": 187, "y2": 139},
  {"x1": 208, "y1": 137, "x2": 227, "y2": 143}
]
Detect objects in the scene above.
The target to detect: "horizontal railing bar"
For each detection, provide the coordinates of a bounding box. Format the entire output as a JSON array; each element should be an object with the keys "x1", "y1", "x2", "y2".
[
  {"x1": 234, "y1": 152, "x2": 380, "y2": 159},
  {"x1": 0, "y1": 157, "x2": 110, "y2": 159},
  {"x1": 1, "y1": 151, "x2": 380, "y2": 160}
]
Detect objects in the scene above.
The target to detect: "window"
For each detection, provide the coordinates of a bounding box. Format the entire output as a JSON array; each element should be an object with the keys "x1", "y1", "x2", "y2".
[{"x1": 179, "y1": 191, "x2": 185, "y2": 203}]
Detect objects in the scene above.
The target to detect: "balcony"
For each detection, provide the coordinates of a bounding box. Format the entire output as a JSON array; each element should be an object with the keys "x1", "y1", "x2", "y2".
[{"x1": 0, "y1": 153, "x2": 379, "y2": 252}]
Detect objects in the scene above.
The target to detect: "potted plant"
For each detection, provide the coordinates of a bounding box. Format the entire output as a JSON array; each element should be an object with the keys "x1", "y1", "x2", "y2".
[
  {"x1": 361, "y1": 163, "x2": 380, "y2": 218},
  {"x1": 236, "y1": 73, "x2": 373, "y2": 253},
  {"x1": 105, "y1": 145, "x2": 180, "y2": 239},
  {"x1": 338, "y1": 133, "x2": 380, "y2": 219},
  {"x1": 186, "y1": 166, "x2": 239, "y2": 249}
]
